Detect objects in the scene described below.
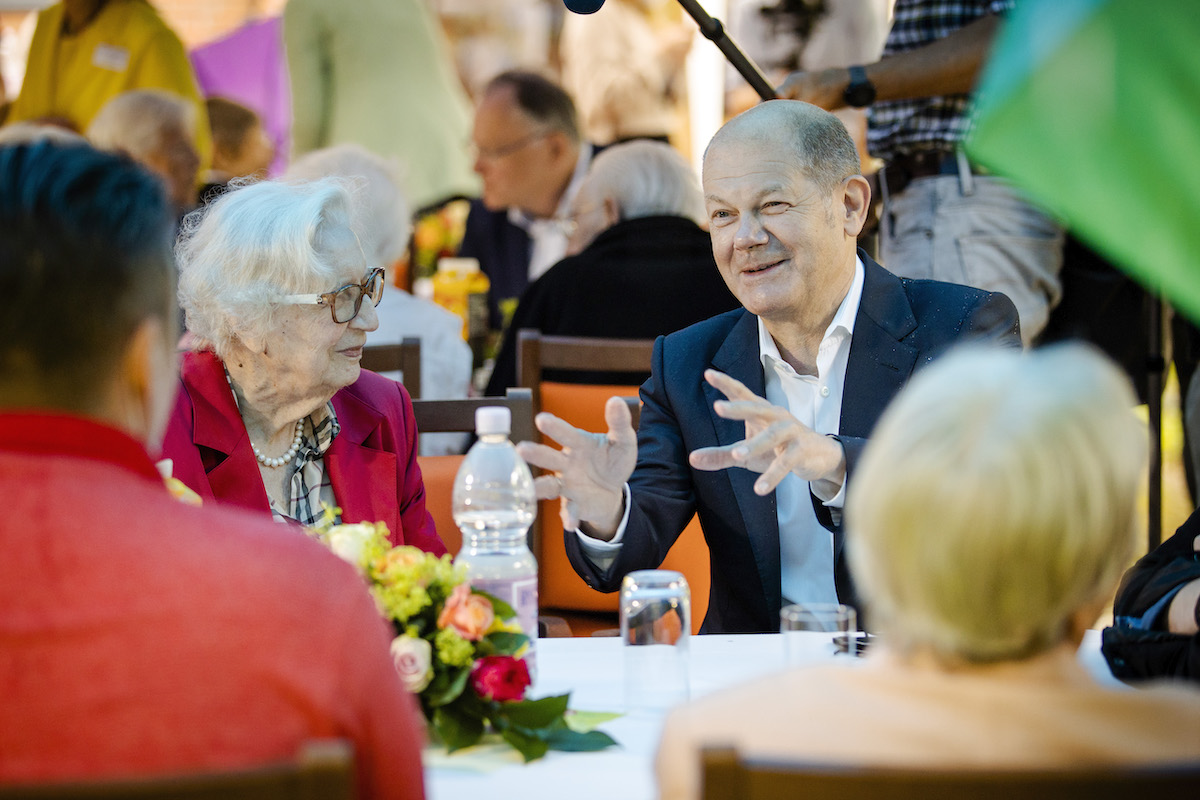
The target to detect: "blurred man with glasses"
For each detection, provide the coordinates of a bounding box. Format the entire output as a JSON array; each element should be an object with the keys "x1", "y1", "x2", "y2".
[{"x1": 458, "y1": 70, "x2": 600, "y2": 332}]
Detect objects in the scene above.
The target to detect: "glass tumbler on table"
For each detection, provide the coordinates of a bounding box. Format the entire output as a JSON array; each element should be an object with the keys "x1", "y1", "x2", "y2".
[
  {"x1": 780, "y1": 602, "x2": 858, "y2": 665},
  {"x1": 620, "y1": 569, "x2": 690, "y2": 713}
]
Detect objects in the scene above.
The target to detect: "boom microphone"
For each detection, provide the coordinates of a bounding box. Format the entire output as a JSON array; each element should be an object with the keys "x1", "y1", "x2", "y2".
[{"x1": 562, "y1": 0, "x2": 606, "y2": 13}]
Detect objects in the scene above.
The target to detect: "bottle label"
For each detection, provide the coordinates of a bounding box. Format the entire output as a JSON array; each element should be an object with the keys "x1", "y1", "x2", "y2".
[{"x1": 471, "y1": 575, "x2": 538, "y2": 675}]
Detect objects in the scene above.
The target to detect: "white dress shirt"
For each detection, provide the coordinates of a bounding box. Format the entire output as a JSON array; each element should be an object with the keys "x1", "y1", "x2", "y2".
[
  {"x1": 579, "y1": 257, "x2": 866, "y2": 608},
  {"x1": 507, "y1": 144, "x2": 595, "y2": 281}
]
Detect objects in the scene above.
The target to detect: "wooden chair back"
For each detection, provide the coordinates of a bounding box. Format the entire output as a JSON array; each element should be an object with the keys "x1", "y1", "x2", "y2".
[
  {"x1": 361, "y1": 338, "x2": 421, "y2": 399},
  {"x1": 700, "y1": 746, "x2": 1200, "y2": 800},
  {"x1": 0, "y1": 740, "x2": 356, "y2": 800},
  {"x1": 411, "y1": 388, "x2": 535, "y2": 556},
  {"x1": 515, "y1": 330, "x2": 710, "y2": 633}
]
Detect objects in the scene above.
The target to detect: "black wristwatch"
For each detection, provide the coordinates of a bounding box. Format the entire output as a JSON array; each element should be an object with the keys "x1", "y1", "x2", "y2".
[{"x1": 843, "y1": 65, "x2": 876, "y2": 108}]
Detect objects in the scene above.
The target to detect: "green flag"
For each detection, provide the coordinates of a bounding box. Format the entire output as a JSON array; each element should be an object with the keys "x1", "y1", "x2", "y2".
[{"x1": 967, "y1": 0, "x2": 1200, "y2": 323}]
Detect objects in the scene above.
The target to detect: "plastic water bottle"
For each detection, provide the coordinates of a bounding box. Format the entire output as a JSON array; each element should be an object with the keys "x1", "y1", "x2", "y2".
[{"x1": 452, "y1": 406, "x2": 538, "y2": 674}]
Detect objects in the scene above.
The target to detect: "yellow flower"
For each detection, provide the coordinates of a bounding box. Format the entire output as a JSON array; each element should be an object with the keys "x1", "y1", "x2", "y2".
[
  {"x1": 487, "y1": 616, "x2": 524, "y2": 636},
  {"x1": 435, "y1": 627, "x2": 475, "y2": 668}
]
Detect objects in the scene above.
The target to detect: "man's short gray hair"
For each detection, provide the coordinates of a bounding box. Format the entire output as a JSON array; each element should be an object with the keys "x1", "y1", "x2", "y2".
[
  {"x1": 583, "y1": 139, "x2": 704, "y2": 224},
  {"x1": 705, "y1": 99, "x2": 860, "y2": 193},
  {"x1": 176, "y1": 178, "x2": 360, "y2": 359},
  {"x1": 847, "y1": 343, "x2": 1146, "y2": 664},
  {"x1": 285, "y1": 143, "x2": 412, "y2": 268}
]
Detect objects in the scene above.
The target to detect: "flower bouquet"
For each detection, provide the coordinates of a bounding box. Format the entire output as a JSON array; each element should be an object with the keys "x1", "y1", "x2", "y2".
[{"x1": 311, "y1": 516, "x2": 618, "y2": 762}]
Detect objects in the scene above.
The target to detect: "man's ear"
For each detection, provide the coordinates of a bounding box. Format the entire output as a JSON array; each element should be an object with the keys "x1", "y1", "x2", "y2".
[
  {"x1": 545, "y1": 130, "x2": 570, "y2": 162},
  {"x1": 602, "y1": 196, "x2": 621, "y2": 227},
  {"x1": 841, "y1": 175, "x2": 871, "y2": 238},
  {"x1": 117, "y1": 316, "x2": 178, "y2": 449}
]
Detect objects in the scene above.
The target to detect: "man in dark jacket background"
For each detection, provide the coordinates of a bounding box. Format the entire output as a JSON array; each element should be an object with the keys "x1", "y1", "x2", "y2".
[{"x1": 485, "y1": 139, "x2": 738, "y2": 394}]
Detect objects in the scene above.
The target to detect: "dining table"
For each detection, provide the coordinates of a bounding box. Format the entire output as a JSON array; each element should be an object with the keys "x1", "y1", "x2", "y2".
[{"x1": 423, "y1": 629, "x2": 1118, "y2": 800}]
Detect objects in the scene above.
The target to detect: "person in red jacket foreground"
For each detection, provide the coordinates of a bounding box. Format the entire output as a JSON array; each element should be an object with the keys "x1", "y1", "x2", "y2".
[{"x1": 0, "y1": 140, "x2": 426, "y2": 799}]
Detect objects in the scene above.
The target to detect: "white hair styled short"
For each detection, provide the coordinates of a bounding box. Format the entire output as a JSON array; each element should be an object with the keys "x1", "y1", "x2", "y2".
[
  {"x1": 583, "y1": 139, "x2": 705, "y2": 225},
  {"x1": 846, "y1": 343, "x2": 1147, "y2": 664},
  {"x1": 176, "y1": 177, "x2": 360, "y2": 359}
]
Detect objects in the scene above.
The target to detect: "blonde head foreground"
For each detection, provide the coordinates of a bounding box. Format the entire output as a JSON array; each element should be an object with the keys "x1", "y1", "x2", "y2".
[{"x1": 847, "y1": 343, "x2": 1146, "y2": 664}]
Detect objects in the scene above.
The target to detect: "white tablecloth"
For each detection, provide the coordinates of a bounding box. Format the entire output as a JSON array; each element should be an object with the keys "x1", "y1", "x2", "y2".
[{"x1": 424, "y1": 630, "x2": 1116, "y2": 800}]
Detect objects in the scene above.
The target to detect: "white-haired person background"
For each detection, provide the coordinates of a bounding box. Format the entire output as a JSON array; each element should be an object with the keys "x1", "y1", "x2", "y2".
[
  {"x1": 483, "y1": 138, "x2": 738, "y2": 394},
  {"x1": 284, "y1": 144, "x2": 472, "y2": 456},
  {"x1": 656, "y1": 343, "x2": 1200, "y2": 800},
  {"x1": 0, "y1": 121, "x2": 87, "y2": 146},
  {"x1": 159, "y1": 177, "x2": 444, "y2": 554},
  {"x1": 86, "y1": 89, "x2": 201, "y2": 215}
]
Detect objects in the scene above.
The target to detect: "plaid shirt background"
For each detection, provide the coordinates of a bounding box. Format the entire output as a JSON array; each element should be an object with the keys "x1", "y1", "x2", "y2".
[{"x1": 867, "y1": 0, "x2": 1012, "y2": 161}]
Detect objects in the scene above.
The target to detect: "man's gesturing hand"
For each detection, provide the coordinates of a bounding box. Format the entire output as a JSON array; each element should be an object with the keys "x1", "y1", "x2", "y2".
[
  {"x1": 688, "y1": 369, "x2": 846, "y2": 497},
  {"x1": 515, "y1": 395, "x2": 638, "y2": 540}
]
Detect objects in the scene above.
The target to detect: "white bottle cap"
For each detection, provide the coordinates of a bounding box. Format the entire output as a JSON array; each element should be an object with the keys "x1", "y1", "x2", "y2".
[{"x1": 475, "y1": 406, "x2": 511, "y2": 436}]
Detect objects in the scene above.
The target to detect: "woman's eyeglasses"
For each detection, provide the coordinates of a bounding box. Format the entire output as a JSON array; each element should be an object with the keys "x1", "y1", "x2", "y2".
[{"x1": 282, "y1": 267, "x2": 385, "y2": 323}]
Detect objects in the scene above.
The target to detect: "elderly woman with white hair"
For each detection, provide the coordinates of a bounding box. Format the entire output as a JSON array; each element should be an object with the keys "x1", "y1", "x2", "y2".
[
  {"x1": 160, "y1": 177, "x2": 443, "y2": 553},
  {"x1": 284, "y1": 144, "x2": 472, "y2": 456},
  {"x1": 656, "y1": 344, "x2": 1200, "y2": 800}
]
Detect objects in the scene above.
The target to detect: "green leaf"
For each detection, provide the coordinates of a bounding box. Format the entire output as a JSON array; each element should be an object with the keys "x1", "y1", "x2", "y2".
[
  {"x1": 433, "y1": 706, "x2": 484, "y2": 753},
  {"x1": 564, "y1": 710, "x2": 623, "y2": 733},
  {"x1": 425, "y1": 666, "x2": 470, "y2": 707},
  {"x1": 496, "y1": 694, "x2": 570, "y2": 728},
  {"x1": 473, "y1": 588, "x2": 516, "y2": 620},
  {"x1": 546, "y1": 727, "x2": 620, "y2": 753},
  {"x1": 501, "y1": 727, "x2": 550, "y2": 763},
  {"x1": 483, "y1": 631, "x2": 529, "y2": 656}
]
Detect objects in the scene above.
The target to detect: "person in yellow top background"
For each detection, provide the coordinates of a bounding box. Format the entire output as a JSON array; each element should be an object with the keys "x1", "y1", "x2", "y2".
[{"x1": 8, "y1": 0, "x2": 211, "y2": 182}]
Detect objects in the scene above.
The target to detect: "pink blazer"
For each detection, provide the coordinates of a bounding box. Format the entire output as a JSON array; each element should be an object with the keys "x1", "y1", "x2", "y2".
[{"x1": 161, "y1": 350, "x2": 444, "y2": 555}]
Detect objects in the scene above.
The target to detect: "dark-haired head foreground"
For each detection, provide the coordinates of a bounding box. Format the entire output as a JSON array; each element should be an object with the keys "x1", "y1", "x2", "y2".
[{"x1": 0, "y1": 142, "x2": 426, "y2": 797}]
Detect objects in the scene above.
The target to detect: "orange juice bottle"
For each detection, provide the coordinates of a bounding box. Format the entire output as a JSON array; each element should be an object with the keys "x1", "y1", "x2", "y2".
[{"x1": 433, "y1": 257, "x2": 490, "y2": 365}]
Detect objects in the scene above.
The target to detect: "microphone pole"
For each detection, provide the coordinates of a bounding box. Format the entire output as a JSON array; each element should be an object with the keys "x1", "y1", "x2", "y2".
[{"x1": 675, "y1": 0, "x2": 776, "y2": 102}]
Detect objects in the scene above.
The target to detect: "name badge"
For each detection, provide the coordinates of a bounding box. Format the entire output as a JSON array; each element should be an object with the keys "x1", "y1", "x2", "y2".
[{"x1": 92, "y1": 43, "x2": 130, "y2": 72}]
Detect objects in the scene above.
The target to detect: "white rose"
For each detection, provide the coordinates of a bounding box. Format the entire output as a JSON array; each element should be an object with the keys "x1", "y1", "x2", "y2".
[
  {"x1": 324, "y1": 523, "x2": 377, "y2": 569},
  {"x1": 390, "y1": 635, "x2": 434, "y2": 693}
]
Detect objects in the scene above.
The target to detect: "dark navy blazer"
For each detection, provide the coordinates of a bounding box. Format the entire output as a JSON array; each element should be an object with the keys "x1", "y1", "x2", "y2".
[{"x1": 564, "y1": 252, "x2": 1022, "y2": 633}]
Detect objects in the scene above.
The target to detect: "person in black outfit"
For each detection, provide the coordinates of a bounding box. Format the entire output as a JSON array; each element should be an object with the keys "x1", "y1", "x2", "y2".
[
  {"x1": 1105, "y1": 511, "x2": 1200, "y2": 683},
  {"x1": 484, "y1": 139, "x2": 738, "y2": 394}
]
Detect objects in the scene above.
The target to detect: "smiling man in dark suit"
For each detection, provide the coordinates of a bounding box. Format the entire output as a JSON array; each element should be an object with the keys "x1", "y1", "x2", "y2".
[{"x1": 517, "y1": 100, "x2": 1021, "y2": 633}]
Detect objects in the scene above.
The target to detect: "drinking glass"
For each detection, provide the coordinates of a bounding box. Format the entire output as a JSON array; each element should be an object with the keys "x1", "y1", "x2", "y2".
[
  {"x1": 780, "y1": 602, "x2": 858, "y2": 665},
  {"x1": 620, "y1": 569, "x2": 690, "y2": 712}
]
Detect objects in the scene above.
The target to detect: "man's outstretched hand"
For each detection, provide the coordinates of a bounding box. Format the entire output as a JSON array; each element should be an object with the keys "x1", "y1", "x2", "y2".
[
  {"x1": 515, "y1": 395, "x2": 638, "y2": 539},
  {"x1": 688, "y1": 369, "x2": 846, "y2": 497}
]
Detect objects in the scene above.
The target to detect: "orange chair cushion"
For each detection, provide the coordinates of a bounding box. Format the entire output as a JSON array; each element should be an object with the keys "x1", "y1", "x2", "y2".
[
  {"x1": 535, "y1": 382, "x2": 711, "y2": 634},
  {"x1": 416, "y1": 455, "x2": 464, "y2": 555}
]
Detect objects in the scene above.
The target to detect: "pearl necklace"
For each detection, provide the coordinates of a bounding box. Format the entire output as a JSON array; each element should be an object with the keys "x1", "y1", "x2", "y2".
[{"x1": 252, "y1": 419, "x2": 305, "y2": 469}]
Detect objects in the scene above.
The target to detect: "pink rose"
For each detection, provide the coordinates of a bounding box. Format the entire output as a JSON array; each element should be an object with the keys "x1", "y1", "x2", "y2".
[
  {"x1": 437, "y1": 583, "x2": 494, "y2": 641},
  {"x1": 390, "y1": 636, "x2": 434, "y2": 693},
  {"x1": 470, "y1": 655, "x2": 531, "y2": 703},
  {"x1": 373, "y1": 546, "x2": 425, "y2": 576}
]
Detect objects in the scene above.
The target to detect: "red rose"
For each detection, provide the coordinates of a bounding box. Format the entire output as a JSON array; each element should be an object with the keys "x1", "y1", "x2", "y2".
[{"x1": 470, "y1": 655, "x2": 531, "y2": 703}]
